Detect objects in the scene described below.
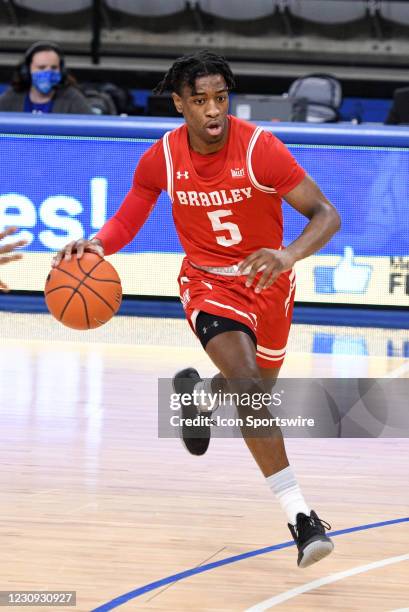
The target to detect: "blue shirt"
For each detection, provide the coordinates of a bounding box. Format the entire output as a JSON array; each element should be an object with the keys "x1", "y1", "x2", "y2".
[{"x1": 24, "y1": 95, "x2": 54, "y2": 114}]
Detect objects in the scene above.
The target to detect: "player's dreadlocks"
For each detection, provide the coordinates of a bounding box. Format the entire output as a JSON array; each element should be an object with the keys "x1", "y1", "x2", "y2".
[{"x1": 153, "y1": 50, "x2": 235, "y2": 96}]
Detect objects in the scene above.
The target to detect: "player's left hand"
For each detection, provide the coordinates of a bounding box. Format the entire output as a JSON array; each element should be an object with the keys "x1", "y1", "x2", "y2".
[{"x1": 238, "y1": 248, "x2": 295, "y2": 293}]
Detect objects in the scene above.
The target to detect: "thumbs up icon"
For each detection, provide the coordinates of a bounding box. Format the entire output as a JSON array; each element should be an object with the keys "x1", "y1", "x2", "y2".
[
  {"x1": 333, "y1": 247, "x2": 372, "y2": 293},
  {"x1": 314, "y1": 247, "x2": 372, "y2": 294}
]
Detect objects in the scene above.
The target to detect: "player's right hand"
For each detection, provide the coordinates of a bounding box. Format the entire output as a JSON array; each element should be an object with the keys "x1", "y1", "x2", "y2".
[{"x1": 52, "y1": 238, "x2": 105, "y2": 268}]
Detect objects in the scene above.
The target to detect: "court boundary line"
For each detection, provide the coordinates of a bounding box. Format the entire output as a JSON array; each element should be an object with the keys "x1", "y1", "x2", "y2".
[
  {"x1": 91, "y1": 516, "x2": 409, "y2": 612},
  {"x1": 245, "y1": 552, "x2": 409, "y2": 610}
]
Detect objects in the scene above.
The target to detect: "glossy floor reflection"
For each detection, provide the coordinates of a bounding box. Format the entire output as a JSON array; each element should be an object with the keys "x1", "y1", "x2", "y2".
[{"x1": 0, "y1": 314, "x2": 408, "y2": 611}]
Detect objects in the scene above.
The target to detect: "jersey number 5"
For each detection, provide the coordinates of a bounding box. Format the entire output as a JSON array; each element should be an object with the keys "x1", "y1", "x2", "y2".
[{"x1": 207, "y1": 210, "x2": 242, "y2": 247}]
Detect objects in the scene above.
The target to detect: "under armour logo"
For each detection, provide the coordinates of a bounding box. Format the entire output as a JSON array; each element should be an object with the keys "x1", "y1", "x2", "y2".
[
  {"x1": 176, "y1": 170, "x2": 189, "y2": 179},
  {"x1": 202, "y1": 321, "x2": 219, "y2": 334}
]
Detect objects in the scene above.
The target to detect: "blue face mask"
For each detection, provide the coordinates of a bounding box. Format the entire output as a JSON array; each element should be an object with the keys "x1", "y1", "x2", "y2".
[{"x1": 31, "y1": 70, "x2": 61, "y2": 95}]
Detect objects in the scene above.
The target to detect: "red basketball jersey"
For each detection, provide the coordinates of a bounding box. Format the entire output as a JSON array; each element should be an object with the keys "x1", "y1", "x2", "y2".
[{"x1": 162, "y1": 116, "x2": 304, "y2": 267}]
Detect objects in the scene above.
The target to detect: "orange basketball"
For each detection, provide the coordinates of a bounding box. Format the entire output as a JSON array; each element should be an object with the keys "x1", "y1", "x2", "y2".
[{"x1": 44, "y1": 252, "x2": 122, "y2": 330}]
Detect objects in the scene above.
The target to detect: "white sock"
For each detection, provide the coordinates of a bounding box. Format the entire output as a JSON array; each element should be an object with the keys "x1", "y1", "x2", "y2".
[
  {"x1": 266, "y1": 465, "x2": 310, "y2": 526},
  {"x1": 194, "y1": 378, "x2": 217, "y2": 414}
]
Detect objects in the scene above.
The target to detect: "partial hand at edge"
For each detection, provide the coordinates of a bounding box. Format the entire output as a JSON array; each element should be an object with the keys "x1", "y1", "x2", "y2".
[{"x1": 0, "y1": 226, "x2": 28, "y2": 292}]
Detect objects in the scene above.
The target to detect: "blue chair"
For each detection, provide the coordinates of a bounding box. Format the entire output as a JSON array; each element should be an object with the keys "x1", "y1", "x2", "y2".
[
  {"x1": 287, "y1": 0, "x2": 367, "y2": 24},
  {"x1": 105, "y1": 0, "x2": 187, "y2": 17},
  {"x1": 13, "y1": 0, "x2": 92, "y2": 12},
  {"x1": 197, "y1": 0, "x2": 275, "y2": 21},
  {"x1": 379, "y1": 1, "x2": 409, "y2": 25}
]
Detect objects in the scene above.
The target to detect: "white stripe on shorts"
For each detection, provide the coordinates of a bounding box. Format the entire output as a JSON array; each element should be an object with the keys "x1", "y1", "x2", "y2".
[
  {"x1": 257, "y1": 344, "x2": 287, "y2": 356},
  {"x1": 256, "y1": 351, "x2": 286, "y2": 362},
  {"x1": 191, "y1": 309, "x2": 200, "y2": 331},
  {"x1": 285, "y1": 268, "x2": 296, "y2": 316}
]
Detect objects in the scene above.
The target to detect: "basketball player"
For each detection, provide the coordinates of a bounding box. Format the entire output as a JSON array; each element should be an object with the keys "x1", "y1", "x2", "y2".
[
  {"x1": 0, "y1": 226, "x2": 26, "y2": 291},
  {"x1": 52, "y1": 51, "x2": 341, "y2": 568}
]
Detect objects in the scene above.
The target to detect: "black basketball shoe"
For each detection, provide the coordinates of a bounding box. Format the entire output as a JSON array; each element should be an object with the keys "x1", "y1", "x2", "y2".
[
  {"x1": 172, "y1": 367, "x2": 211, "y2": 456},
  {"x1": 288, "y1": 510, "x2": 334, "y2": 568}
]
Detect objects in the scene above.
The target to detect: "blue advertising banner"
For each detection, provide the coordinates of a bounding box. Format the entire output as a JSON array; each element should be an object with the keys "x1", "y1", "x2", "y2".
[
  {"x1": 0, "y1": 134, "x2": 180, "y2": 254},
  {"x1": 0, "y1": 116, "x2": 408, "y2": 305}
]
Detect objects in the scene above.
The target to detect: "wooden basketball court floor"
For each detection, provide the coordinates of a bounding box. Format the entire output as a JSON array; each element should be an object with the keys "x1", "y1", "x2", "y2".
[{"x1": 0, "y1": 311, "x2": 408, "y2": 612}]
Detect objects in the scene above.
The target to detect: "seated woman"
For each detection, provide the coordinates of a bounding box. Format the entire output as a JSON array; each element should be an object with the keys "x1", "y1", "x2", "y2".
[{"x1": 0, "y1": 40, "x2": 92, "y2": 114}]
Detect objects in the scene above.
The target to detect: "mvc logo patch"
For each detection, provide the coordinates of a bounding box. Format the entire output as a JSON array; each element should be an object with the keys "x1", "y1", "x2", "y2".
[{"x1": 231, "y1": 168, "x2": 245, "y2": 178}]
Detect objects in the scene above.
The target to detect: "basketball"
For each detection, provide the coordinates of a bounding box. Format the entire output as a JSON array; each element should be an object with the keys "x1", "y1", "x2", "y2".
[{"x1": 44, "y1": 252, "x2": 122, "y2": 330}]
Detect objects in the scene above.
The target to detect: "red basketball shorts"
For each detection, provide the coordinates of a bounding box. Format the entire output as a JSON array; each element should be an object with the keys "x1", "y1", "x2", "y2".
[{"x1": 177, "y1": 258, "x2": 296, "y2": 368}]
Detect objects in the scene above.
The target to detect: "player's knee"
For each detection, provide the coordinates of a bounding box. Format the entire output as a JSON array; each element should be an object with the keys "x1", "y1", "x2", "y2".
[
  {"x1": 227, "y1": 371, "x2": 260, "y2": 394},
  {"x1": 227, "y1": 374, "x2": 265, "y2": 412},
  {"x1": 226, "y1": 373, "x2": 279, "y2": 425}
]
